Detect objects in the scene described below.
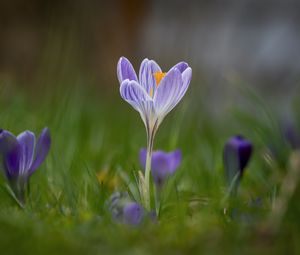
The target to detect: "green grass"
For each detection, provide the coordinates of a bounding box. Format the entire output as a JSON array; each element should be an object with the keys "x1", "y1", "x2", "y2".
[{"x1": 0, "y1": 79, "x2": 300, "y2": 255}]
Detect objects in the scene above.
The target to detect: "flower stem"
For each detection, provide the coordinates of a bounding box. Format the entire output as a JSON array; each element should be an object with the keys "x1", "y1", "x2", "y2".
[
  {"x1": 154, "y1": 186, "x2": 161, "y2": 216},
  {"x1": 144, "y1": 128, "x2": 155, "y2": 210}
]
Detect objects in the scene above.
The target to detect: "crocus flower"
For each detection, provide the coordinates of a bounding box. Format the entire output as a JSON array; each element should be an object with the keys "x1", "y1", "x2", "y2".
[
  {"x1": 139, "y1": 148, "x2": 182, "y2": 188},
  {"x1": 123, "y1": 202, "x2": 144, "y2": 225},
  {"x1": 107, "y1": 192, "x2": 145, "y2": 226},
  {"x1": 283, "y1": 124, "x2": 300, "y2": 150},
  {"x1": 117, "y1": 57, "x2": 191, "y2": 210},
  {"x1": 118, "y1": 57, "x2": 192, "y2": 132},
  {"x1": 223, "y1": 135, "x2": 252, "y2": 188},
  {"x1": 0, "y1": 128, "x2": 51, "y2": 205}
]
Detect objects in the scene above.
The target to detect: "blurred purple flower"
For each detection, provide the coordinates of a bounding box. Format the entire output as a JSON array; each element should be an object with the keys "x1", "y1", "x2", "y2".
[
  {"x1": 0, "y1": 128, "x2": 51, "y2": 204},
  {"x1": 139, "y1": 148, "x2": 182, "y2": 188},
  {"x1": 117, "y1": 57, "x2": 192, "y2": 133},
  {"x1": 107, "y1": 192, "x2": 145, "y2": 226},
  {"x1": 284, "y1": 124, "x2": 300, "y2": 150},
  {"x1": 123, "y1": 202, "x2": 144, "y2": 225},
  {"x1": 223, "y1": 135, "x2": 252, "y2": 186}
]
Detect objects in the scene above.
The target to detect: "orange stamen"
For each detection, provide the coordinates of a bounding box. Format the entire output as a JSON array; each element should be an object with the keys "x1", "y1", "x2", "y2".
[
  {"x1": 153, "y1": 72, "x2": 166, "y2": 87},
  {"x1": 150, "y1": 87, "x2": 153, "y2": 97}
]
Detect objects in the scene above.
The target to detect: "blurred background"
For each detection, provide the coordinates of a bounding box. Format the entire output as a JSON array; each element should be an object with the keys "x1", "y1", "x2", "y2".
[{"x1": 0, "y1": 0, "x2": 300, "y2": 112}]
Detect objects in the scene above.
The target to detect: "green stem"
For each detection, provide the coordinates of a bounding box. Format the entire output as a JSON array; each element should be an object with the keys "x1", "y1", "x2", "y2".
[
  {"x1": 154, "y1": 185, "x2": 161, "y2": 216},
  {"x1": 144, "y1": 127, "x2": 155, "y2": 210}
]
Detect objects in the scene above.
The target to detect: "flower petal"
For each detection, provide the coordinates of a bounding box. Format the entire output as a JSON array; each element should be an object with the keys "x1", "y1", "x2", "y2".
[
  {"x1": 223, "y1": 136, "x2": 253, "y2": 185},
  {"x1": 161, "y1": 67, "x2": 192, "y2": 118},
  {"x1": 120, "y1": 79, "x2": 154, "y2": 123},
  {"x1": 153, "y1": 68, "x2": 183, "y2": 119},
  {"x1": 151, "y1": 151, "x2": 171, "y2": 173},
  {"x1": 29, "y1": 128, "x2": 51, "y2": 174},
  {"x1": 17, "y1": 131, "x2": 36, "y2": 174},
  {"x1": 237, "y1": 139, "x2": 253, "y2": 171},
  {"x1": 117, "y1": 57, "x2": 138, "y2": 84},
  {"x1": 120, "y1": 80, "x2": 151, "y2": 105},
  {"x1": 172, "y1": 62, "x2": 189, "y2": 73},
  {"x1": 169, "y1": 149, "x2": 182, "y2": 173},
  {"x1": 177, "y1": 67, "x2": 192, "y2": 102},
  {"x1": 0, "y1": 130, "x2": 21, "y2": 179},
  {"x1": 139, "y1": 58, "x2": 161, "y2": 96},
  {"x1": 151, "y1": 152, "x2": 171, "y2": 186},
  {"x1": 123, "y1": 202, "x2": 144, "y2": 225},
  {"x1": 139, "y1": 148, "x2": 182, "y2": 187},
  {"x1": 153, "y1": 150, "x2": 180, "y2": 187}
]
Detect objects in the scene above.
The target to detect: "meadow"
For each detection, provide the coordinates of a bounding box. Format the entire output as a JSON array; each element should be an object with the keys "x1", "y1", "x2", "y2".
[{"x1": 0, "y1": 71, "x2": 299, "y2": 254}]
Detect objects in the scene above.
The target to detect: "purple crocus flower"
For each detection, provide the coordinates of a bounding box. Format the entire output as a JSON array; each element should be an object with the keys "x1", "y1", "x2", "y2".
[
  {"x1": 107, "y1": 192, "x2": 145, "y2": 226},
  {"x1": 0, "y1": 128, "x2": 51, "y2": 205},
  {"x1": 223, "y1": 136, "x2": 252, "y2": 187},
  {"x1": 283, "y1": 124, "x2": 300, "y2": 150},
  {"x1": 139, "y1": 148, "x2": 182, "y2": 188},
  {"x1": 118, "y1": 57, "x2": 192, "y2": 131},
  {"x1": 123, "y1": 202, "x2": 144, "y2": 225}
]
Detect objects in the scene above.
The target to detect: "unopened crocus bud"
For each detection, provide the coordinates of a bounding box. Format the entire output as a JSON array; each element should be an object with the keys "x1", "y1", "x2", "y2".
[
  {"x1": 284, "y1": 124, "x2": 300, "y2": 150},
  {"x1": 223, "y1": 135, "x2": 253, "y2": 186}
]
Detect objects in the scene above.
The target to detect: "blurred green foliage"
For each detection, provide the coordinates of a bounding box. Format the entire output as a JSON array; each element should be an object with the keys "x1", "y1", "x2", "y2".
[{"x1": 0, "y1": 75, "x2": 300, "y2": 255}]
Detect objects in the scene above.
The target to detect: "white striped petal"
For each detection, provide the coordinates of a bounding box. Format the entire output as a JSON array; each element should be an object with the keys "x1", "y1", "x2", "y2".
[
  {"x1": 171, "y1": 62, "x2": 189, "y2": 73},
  {"x1": 120, "y1": 79, "x2": 154, "y2": 123},
  {"x1": 17, "y1": 131, "x2": 36, "y2": 175},
  {"x1": 172, "y1": 67, "x2": 192, "y2": 107},
  {"x1": 153, "y1": 68, "x2": 183, "y2": 120},
  {"x1": 139, "y1": 58, "x2": 161, "y2": 96},
  {"x1": 117, "y1": 57, "x2": 138, "y2": 83}
]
